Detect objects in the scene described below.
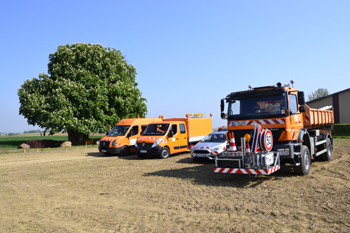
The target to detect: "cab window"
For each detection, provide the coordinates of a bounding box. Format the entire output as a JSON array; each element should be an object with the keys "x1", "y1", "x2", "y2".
[
  {"x1": 289, "y1": 94, "x2": 298, "y2": 114},
  {"x1": 180, "y1": 124, "x2": 186, "y2": 134},
  {"x1": 129, "y1": 125, "x2": 139, "y2": 136},
  {"x1": 141, "y1": 125, "x2": 148, "y2": 135},
  {"x1": 171, "y1": 124, "x2": 178, "y2": 135}
]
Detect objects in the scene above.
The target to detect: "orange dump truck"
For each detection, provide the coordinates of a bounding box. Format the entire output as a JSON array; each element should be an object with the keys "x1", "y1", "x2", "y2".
[
  {"x1": 99, "y1": 117, "x2": 162, "y2": 156},
  {"x1": 214, "y1": 81, "x2": 334, "y2": 175},
  {"x1": 136, "y1": 114, "x2": 213, "y2": 159}
]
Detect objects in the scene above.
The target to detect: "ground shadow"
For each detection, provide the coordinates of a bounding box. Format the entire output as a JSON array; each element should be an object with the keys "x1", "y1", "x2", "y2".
[{"x1": 143, "y1": 160, "x2": 298, "y2": 188}]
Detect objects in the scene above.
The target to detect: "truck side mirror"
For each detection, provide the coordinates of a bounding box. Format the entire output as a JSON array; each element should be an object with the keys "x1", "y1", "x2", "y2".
[
  {"x1": 220, "y1": 99, "x2": 225, "y2": 113},
  {"x1": 299, "y1": 106, "x2": 306, "y2": 113},
  {"x1": 221, "y1": 112, "x2": 227, "y2": 119},
  {"x1": 298, "y1": 91, "x2": 305, "y2": 105},
  {"x1": 168, "y1": 131, "x2": 173, "y2": 138}
]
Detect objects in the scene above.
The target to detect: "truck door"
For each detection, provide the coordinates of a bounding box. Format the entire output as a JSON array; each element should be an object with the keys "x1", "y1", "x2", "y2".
[
  {"x1": 288, "y1": 92, "x2": 303, "y2": 140},
  {"x1": 169, "y1": 123, "x2": 188, "y2": 153}
]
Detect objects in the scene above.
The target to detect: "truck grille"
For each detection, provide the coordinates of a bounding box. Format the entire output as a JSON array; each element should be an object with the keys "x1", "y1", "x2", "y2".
[{"x1": 229, "y1": 128, "x2": 285, "y2": 148}]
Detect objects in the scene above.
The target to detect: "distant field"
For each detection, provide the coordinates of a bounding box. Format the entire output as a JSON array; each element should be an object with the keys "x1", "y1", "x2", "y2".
[{"x1": 0, "y1": 133, "x2": 103, "y2": 149}]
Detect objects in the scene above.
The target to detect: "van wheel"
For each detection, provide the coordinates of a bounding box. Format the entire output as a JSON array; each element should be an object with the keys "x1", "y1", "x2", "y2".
[
  {"x1": 320, "y1": 138, "x2": 332, "y2": 161},
  {"x1": 159, "y1": 148, "x2": 170, "y2": 159},
  {"x1": 120, "y1": 146, "x2": 130, "y2": 156},
  {"x1": 294, "y1": 145, "x2": 311, "y2": 175}
]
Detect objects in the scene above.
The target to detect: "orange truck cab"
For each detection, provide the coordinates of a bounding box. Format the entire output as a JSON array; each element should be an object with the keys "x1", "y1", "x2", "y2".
[
  {"x1": 135, "y1": 114, "x2": 213, "y2": 159},
  {"x1": 98, "y1": 118, "x2": 162, "y2": 156}
]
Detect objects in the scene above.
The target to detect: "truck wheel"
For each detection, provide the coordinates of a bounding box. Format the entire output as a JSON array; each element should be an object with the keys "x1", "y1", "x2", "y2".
[
  {"x1": 159, "y1": 148, "x2": 170, "y2": 159},
  {"x1": 294, "y1": 145, "x2": 311, "y2": 175},
  {"x1": 320, "y1": 138, "x2": 332, "y2": 161},
  {"x1": 120, "y1": 146, "x2": 130, "y2": 156}
]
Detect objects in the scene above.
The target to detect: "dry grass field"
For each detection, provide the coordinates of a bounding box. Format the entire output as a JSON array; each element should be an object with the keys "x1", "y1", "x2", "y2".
[{"x1": 0, "y1": 139, "x2": 349, "y2": 232}]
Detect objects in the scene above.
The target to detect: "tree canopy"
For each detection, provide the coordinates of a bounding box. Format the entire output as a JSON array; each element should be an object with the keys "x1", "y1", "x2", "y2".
[
  {"x1": 307, "y1": 88, "x2": 329, "y2": 101},
  {"x1": 18, "y1": 43, "x2": 147, "y2": 136}
]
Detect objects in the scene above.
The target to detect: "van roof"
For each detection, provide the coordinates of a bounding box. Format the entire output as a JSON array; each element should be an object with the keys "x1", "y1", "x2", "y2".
[{"x1": 117, "y1": 118, "x2": 162, "y2": 125}]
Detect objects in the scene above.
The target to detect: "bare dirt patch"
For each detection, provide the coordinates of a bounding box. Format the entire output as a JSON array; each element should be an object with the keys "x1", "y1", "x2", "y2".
[{"x1": 0, "y1": 140, "x2": 349, "y2": 232}]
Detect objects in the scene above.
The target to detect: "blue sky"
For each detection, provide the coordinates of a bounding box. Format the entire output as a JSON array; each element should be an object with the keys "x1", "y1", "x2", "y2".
[{"x1": 0, "y1": 0, "x2": 349, "y2": 133}]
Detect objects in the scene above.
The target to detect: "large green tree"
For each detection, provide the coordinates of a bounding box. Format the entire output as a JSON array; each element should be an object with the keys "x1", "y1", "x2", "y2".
[
  {"x1": 18, "y1": 43, "x2": 147, "y2": 144},
  {"x1": 307, "y1": 88, "x2": 329, "y2": 101}
]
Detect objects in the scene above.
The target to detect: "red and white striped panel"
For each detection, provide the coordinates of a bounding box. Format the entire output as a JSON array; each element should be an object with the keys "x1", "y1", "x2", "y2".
[
  {"x1": 161, "y1": 140, "x2": 168, "y2": 143},
  {"x1": 213, "y1": 165, "x2": 280, "y2": 175},
  {"x1": 305, "y1": 114, "x2": 310, "y2": 122},
  {"x1": 100, "y1": 139, "x2": 112, "y2": 142},
  {"x1": 229, "y1": 119, "x2": 285, "y2": 126}
]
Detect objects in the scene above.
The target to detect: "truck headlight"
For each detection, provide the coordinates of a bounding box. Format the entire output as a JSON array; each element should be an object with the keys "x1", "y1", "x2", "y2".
[
  {"x1": 112, "y1": 140, "x2": 117, "y2": 146},
  {"x1": 277, "y1": 148, "x2": 290, "y2": 156},
  {"x1": 152, "y1": 138, "x2": 161, "y2": 148}
]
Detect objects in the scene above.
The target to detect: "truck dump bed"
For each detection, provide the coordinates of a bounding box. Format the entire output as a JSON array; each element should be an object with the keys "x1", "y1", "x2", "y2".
[{"x1": 303, "y1": 104, "x2": 334, "y2": 129}]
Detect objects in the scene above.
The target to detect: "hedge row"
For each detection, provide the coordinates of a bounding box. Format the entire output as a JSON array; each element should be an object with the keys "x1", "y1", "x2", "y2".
[{"x1": 333, "y1": 124, "x2": 350, "y2": 135}]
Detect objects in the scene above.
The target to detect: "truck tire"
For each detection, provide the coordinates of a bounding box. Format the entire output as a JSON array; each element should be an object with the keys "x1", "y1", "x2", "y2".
[
  {"x1": 159, "y1": 147, "x2": 170, "y2": 159},
  {"x1": 120, "y1": 146, "x2": 130, "y2": 156},
  {"x1": 294, "y1": 145, "x2": 311, "y2": 175},
  {"x1": 320, "y1": 138, "x2": 332, "y2": 161}
]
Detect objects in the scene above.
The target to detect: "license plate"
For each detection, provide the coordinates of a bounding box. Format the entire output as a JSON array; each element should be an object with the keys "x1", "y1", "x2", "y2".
[
  {"x1": 140, "y1": 150, "x2": 147, "y2": 153},
  {"x1": 195, "y1": 154, "x2": 206, "y2": 157},
  {"x1": 101, "y1": 150, "x2": 106, "y2": 153}
]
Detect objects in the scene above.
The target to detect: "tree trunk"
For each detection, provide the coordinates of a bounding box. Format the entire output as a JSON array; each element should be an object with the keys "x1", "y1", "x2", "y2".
[{"x1": 68, "y1": 131, "x2": 89, "y2": 146}]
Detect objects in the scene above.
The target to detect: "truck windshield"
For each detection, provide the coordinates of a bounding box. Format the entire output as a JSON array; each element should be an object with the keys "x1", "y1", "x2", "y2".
[
  {"x1": 143, "y1": 124, "x2": 170, "y2": 136},
  {"x1": 228, "y1": 94, "x2": 288, "y2": 119},
  {"x1": 109, "y1": 125, "x2": 130, "y2": 136}
]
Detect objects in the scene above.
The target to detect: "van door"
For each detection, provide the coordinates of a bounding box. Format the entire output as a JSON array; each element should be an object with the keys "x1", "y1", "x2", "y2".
[
  {"x1": 169, "y1": 123, "x2": 188, "y2": 153},
  {"x1": 128, "y1": 125, "x2": 139, "y2": 149}
]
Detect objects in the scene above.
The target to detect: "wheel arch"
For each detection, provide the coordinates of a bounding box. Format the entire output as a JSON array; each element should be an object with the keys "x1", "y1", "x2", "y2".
[{"x1": 297, "y1": 129, "x2": 311, "y2": 151}]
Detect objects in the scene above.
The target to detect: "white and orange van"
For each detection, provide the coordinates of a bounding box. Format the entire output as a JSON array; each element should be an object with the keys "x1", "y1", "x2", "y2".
[
  {"x1": 135, "y1": 114, "x2": 212, "y2": 159},
  {"x1": 99, "y1": 117, "x2": 162, "y2": 156}
]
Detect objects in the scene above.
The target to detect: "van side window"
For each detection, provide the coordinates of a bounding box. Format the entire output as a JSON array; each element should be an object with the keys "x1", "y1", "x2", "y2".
[
  {"x1": 180, "y1": 124, "x2": 186, "y2": 134},
  {"x1": 130, "y1": 125, "x2": 139, "y2": 136},
  {"x1": 171, "y1": 124, "x2": 178, "y2": 135},
  {"x1": 141, "y1": 125, "x2": 148, "y2": 135},
  {"x1": 289, "y1": 94, "x2": 298, "y2": 115}
]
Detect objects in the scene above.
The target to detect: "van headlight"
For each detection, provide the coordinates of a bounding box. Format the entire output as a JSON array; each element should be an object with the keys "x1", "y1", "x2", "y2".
[
  {"x1": 152, "y1": 138, "x2": 161, "y2": 148},
  {"x1": 112, "y1": 140, "x2": 117, "y2": 146}
]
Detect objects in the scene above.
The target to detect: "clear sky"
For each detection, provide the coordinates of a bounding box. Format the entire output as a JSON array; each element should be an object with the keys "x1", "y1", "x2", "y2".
[{"x1": 1, "y1": 0, "x2": 349, "y2": 133}]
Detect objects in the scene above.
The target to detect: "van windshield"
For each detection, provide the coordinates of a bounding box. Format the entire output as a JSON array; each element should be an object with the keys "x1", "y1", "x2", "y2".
[
  {"x1": 109, "y1": 125, "x2": 130, "y2": 136},
  {"x1": 143, "y1": 124, "x2": 170, "y2": 136}
]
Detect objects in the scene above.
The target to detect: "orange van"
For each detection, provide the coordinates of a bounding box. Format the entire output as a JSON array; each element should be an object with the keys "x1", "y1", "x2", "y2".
[
  {"x1": 135, "y1": 114, "x2": 212, "y2": 159},
  {"x1": 99, "y1": 118, "x2": 162, "y2": 156}
]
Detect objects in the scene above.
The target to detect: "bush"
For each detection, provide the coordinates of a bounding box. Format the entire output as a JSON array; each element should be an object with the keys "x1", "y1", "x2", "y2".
[{"x1": 333, "y1": 124, "x2": 350, "y2": 136}]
